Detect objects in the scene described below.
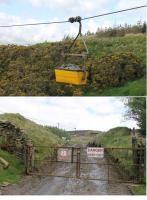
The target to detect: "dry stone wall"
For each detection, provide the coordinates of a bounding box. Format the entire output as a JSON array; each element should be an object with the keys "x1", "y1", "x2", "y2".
[
  {"x1": 0, "y1": 121, "x2": 35, "y2": 172},
  {"x1": 0, "y1": 121, "x2": 28, "y2": 158}
]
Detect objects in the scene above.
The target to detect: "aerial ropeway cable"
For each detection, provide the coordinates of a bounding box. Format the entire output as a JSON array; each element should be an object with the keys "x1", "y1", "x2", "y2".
[
  {"x1": 0, "y1": 5, "x2": 146, "y2": 28},
  {"x1": 0, "y1": 5, "x2": 146, "y2": 85}
]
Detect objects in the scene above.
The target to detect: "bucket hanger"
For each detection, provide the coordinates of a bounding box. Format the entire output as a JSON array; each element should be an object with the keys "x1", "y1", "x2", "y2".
[{"x1": 63, "y1": 16, "x2": 89, "y2": 57}]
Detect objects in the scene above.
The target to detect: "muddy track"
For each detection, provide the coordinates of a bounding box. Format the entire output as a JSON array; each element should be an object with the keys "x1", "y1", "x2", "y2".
[
  {"x1": 1, "y1": 166, "x2": 131, "y2": 195},
  {"x1": 1, "y1": 147, "x2": 132, "y2": 195}
]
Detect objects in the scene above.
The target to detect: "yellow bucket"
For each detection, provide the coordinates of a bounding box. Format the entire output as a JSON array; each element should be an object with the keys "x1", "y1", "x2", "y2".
[{"x1": 55, "y1": 69, "x2": 88, "y2": 85}]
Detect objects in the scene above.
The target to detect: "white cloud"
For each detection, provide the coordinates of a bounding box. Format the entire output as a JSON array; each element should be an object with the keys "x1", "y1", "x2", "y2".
[
  {"x1": 0, "y1": 12, "x2": 64, "y2": 44},
  {"x1": 86, "y1": 20, "x2": 98, "y2": 33},
  {"x1": 116, "y1": 0, "x2": 147, "y2": 20},
  {"x1": 29, "y1": 0, "x2": 108, "y2": 15},
  {"x1": 0, "y1": 0, "x2": 145, "y2": 44},
  {"x1": 0, "y1": 11, "x2": 111, "y2": 44},
  {"x1": 117, "y1": 0, "x2": 146, "y2": 9},
  {"x1": 0, "y1": 97, "x2": 137, "y2": 131},
  {"x1": 0, "y1": 11, "x2": 114, "y2": 44},
  {"x1": 0, "y1": 0, "x2": 10, "y2": 3}
]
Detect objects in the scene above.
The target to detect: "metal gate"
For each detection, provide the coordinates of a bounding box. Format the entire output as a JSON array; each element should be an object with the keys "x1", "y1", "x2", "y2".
[{"x1": 27, "y1": 146, "x2": 146, "y2": 184}]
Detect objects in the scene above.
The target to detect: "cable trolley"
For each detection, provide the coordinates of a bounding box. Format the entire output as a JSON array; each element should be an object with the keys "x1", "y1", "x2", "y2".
[{"x1": 55, "y1": 16, "x2": 89, "y2": 85}]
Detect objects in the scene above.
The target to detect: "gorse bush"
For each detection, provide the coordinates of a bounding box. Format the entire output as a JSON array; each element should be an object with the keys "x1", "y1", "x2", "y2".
[
  {"x1": 0, "y1": 35, "x2": 145, "y2": 96},
  {"x1": 90, "y1": 52, "x2": 144, "y2": 90}
]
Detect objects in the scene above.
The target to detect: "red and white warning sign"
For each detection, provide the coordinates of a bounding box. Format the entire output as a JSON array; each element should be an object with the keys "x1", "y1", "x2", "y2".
[
  {"x1": 87, "y1": 147, "x2": 104, "y2": 158},
  {"x1": 57, "y1": 148, "x2": 72, "y2": 162}
]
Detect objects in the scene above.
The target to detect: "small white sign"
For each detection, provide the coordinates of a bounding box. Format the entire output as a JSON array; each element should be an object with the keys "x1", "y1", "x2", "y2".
[
  {"x1": 57, "y1": 148, "x2": 72, "y2": 162},
  {"x1": 87, "y1": 147, "x2": 104, "y2": 158},
  {"x1": 60, "y1": 150, "x2": 67, "y2": 157}
]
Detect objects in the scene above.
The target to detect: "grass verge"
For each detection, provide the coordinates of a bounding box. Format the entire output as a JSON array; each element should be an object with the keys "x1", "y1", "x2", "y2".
[
  {"x1": 0, "y1": 150, "x2": 25, "y2": 184},
  {"x1": 86, "y1": 78, "x2": 146, "y2": 96},
  {"x1": 131, "y1": 184, "x2": 146, "y2": 195}
]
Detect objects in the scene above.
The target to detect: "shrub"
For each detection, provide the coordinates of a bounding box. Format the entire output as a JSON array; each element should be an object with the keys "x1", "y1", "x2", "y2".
[{"x1": 90, "y1": 52, "x2": 144, "y2": 90}]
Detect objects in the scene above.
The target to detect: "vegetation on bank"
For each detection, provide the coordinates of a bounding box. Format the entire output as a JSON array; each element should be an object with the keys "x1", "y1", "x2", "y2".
[
  {"x1": 94, "y1": 127, "x2": 146, "y2": 195},
  {"x1": 123, "y1": 97, "x2": 146, "y2": 136},
  {"x1": 0, "y1": 113, "x2": 64, "y2": 148},
  {"x1": 0, "y1": 150, "x2": 25, "y2": 184},
  {"x1": 0, "y1": 113, "x2": 69, "y2": 184},
  {"x1": 45, "y1": 126, "x2": 71, "y2": 140},
  {"x1": 0, "y1": 113, "x2": 72, "y2": 160},
  {"x1": 86, "y1": 77, "x2": 146, "y2": 96},
  {"x1": 131, "y1": 184, "x2": 146, "y2": 195},
  {"x1": 70, "y1": 134, "x2": 95, "y2": 145},
  {"x1": 95, "y1": 127, "x2": 132, "y2": 148},
  {"x1": 0, "y1": 33, "x2": 146, "y2": 96}
]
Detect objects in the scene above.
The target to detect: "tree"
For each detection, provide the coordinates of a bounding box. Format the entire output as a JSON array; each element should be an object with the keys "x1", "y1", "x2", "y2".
[
  {"x1": 142, "y1": 22, "x2": 146, "y2": 34},
  {"x1": 124, "y1": 97, "x2": 146, "y2": 136}
]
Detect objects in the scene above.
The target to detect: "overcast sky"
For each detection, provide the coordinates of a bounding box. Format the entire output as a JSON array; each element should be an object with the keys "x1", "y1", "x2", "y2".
[
  {"x1": 0, "y1": 97, "x2": 137, "y2": 131},
  {"x1": 0, "y1": 0, "x2": 146, "y2": 44}
]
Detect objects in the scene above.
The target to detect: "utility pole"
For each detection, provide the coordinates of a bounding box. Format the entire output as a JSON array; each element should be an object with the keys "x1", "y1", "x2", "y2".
[
  {"x1": 74, "y1": 128, "x2": 76, "y2": 135},
  {"x1": 132, "y1": 127, "x2": 137, "y2": 149}
]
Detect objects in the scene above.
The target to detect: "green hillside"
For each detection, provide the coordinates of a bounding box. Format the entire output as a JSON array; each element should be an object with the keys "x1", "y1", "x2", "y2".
[
  {"x1": 0, "y1": 113, "x2": 66, "y2": 160},
  {"x1": 94, "y1": 127, "x2": 146, "y2": 195},
  {"x1": 95, "y1": 127, "x2": 132, "y2": 148},
  {"x1": 0, "y1": 113, "x2": 63, "y2": 147},
  {"x1": 0, "y1": 113, "x2": 66, "y2": 184},
  {"x1": 0, "y1": 35, "x2": 146, "y2": 96}
]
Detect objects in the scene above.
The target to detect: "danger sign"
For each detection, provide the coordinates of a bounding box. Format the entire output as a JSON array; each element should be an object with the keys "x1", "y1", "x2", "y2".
[
  {"x1": 57, "y1": 148, "x2": 72, "y2": 162},
  {"x1": 87, "y1": 147, "x2": 104, "y2": 158}
]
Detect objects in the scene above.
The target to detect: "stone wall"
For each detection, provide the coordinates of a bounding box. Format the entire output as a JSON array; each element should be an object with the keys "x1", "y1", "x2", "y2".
[
  {"x1": 0, "y1": 121, "x2": 28, "y2": 158},
  {"x1": 0, "y1": 121, "x2": 35, "y2": 173}
]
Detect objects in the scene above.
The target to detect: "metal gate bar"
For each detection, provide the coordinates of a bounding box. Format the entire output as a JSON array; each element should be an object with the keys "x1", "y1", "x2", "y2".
[
  {"x1": 27, "y1": 146, "x2": 146, "y2": 184},
  {"x1": 76, "y1": 148, "x2": 81, "y2": 178}
]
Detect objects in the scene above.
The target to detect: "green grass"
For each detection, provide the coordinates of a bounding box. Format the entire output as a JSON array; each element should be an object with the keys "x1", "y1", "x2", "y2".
[
  {"x1": 0, "y1": 113, "x2": 66, "y2": 184},
  {"x1": 0, "y1": 113, "x2": 64, "y2": 160},
  {"x1": 131, "y1": 185, "x2": 146, "y2": 195},
  {"x1": 95, "y1": 127, "x2": 132, "y2": 148},
  {"x1": 87, "y1": 35, "x2": 146, "y2": 66},
  {"x1": 94, "y1": 127, "x2": 146, "y2": 179},
  {"x1": 0, "y1": 35, "x2": 146, "y2": 96},
  {"x1": 86, "y1": 78, "x2": 146, "y2": 96},
  {"x1": 0, "y1": 150, "x2": 25, "y2": 184},
  {"x1": 95, "y1": 127, "x2": 135, "y2": 175}
]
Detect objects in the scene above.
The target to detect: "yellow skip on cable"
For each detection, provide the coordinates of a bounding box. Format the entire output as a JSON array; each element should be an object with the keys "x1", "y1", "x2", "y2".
[
  {"x1": 55, "y1": 69, "x2": 88, "y2": 85},
  {"x1": 55, "y1": 16, "x2": 89, "y2": 85}
]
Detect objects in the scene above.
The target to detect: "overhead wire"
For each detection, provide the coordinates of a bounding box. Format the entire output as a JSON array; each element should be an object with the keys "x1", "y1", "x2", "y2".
[
  {"x1": 0, "y1": 20, "x2": 69, "y2": 28},
  {"x1": 0, "y1": 5, "x2": 146, "y2": 28},
  {"x1": 82, "y1": 5, "x2": 147, "y2": 21}
]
